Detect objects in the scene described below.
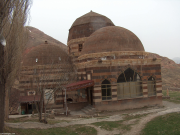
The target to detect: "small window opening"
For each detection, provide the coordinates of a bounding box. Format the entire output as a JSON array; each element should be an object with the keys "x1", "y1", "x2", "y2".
[
  {"x1": 45, "y1": 93, "x2": 52, "y2": 100},
  {"x1": 113, "y1": 55, "x2": 116, "y2": 59},
  {"x1": 59, "y1": 57, "x2": 61, "y2": 61},
  {"x1": 79, "y1": 44, "x2": 83, "y2": 52},
  {"x1": 101, "y1": 57, "x2": 107, "y2": 60},
  {"x1": 36, "y1": 58, "x2": 38, "y2": 62},
  {"x1": 67, "y1": 98, "x2": 73, "y2": 103}
]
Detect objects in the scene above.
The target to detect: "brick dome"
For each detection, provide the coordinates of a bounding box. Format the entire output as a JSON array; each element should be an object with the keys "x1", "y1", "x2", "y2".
[
  {"x1": 68, "y1": 11, "x2": 115, "y2": 41},
  {"x1": 22, "y1": 42, "x2": 71, "y2": 66},
  {"x1": 81, "y1": 26, "x2": 145, "y2": 55}
]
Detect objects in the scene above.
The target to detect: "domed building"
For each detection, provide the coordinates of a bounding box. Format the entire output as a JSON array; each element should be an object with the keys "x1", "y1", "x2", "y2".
[
  {"x1": 18, "y1": 41, "x2": 76, "y2": 114},
  {"x1": 68, "y1": 11, "x2": 115, "y2": 62},
  {"x1": 75, "y1": 26, "x2": 162, "y2": 110},
  {"x1": 66, "y1": 11, "x2": 162, "y2": 111},
  {"x1": 22, "y1": 42, "x2": 71, "y2": 66},
  {"x1": 17, "y1": 11, "x2": 162, "y2": 114}
]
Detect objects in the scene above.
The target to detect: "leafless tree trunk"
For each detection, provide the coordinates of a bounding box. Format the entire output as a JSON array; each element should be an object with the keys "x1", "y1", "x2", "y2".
[
  {"x1": 9, "y1": 88, "x2": 20, "y2": 114},
  {"x1": 0, "y1": 44, "x2": 6, "y2": 133},
  {"x1": 0, "y1": 0, "x2": 31, "y2": 132}
]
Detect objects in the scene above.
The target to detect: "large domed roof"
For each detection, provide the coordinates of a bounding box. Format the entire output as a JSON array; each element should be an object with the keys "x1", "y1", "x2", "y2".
[
  {"x1": 81, "y1": 26, "x2": 145, "y2": 55},
  {"x1": 68, "y1": 11, "x2": 115, "y2": 41},
  {"x1": 22, "y1": 42, "x2": 71, "y2": 66},
  {"x1": 70, "y1": 11, "x2": 114, "y2": 28}
]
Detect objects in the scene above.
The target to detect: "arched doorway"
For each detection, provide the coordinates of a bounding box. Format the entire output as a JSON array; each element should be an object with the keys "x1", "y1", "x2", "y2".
[{"x1": 117, "y1": 68, "x2": 142, "y2": 99}]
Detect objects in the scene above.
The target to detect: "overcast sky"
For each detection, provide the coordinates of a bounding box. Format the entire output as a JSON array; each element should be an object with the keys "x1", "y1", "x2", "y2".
[{"x1": 29, "y1": 0, "x2": 180, "y2": 59}]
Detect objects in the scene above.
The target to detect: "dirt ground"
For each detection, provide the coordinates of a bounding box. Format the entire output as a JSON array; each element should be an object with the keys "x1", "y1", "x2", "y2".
[{"x1": 6, "y1": 101, "x2": 180, "y2": 135}]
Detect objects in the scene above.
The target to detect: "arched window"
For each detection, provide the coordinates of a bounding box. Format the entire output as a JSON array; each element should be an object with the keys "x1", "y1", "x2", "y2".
[
  {"x1": 117, "y1": 68, "x2": 142, "y2": 99},
  {"x1": 101, "y1": 79, "x2": 111, "y2": 100},
  {"x1": 148, "y1": 77, "x2": 156, "y2": 96}
]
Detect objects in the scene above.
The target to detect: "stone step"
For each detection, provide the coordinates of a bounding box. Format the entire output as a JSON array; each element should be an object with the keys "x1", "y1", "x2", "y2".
[
  {"x1": 81, "y1": 109, "x2": 89, "y2": 114},
  {"x1": 81, "y1": 105, "x2": 96, "y2": 115}
]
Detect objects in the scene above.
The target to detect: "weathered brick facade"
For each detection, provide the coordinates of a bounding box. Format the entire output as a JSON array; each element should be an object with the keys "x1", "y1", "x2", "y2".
[{"x1": 18, "y1": 11, "x2": 162, "y2": 113}]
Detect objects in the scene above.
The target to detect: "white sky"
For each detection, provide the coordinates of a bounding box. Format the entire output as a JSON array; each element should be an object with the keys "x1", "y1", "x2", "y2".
[{"x1": 29, "y1": 0, "x2": 180, "y2": 59}]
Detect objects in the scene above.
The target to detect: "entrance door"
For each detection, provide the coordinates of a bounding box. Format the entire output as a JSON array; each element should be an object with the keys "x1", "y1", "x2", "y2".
[
  {"x1": 28, "y1": 104, "x2": 32, "y2": 114},
  {"x1": 87, "y1": 87, "x2": 93, "y2": 105}
]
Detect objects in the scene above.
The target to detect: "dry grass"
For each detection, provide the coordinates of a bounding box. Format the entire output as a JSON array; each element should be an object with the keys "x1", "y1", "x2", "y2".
[{"x1": 162, "y1": 90, "x2": 180, "y2": 103}]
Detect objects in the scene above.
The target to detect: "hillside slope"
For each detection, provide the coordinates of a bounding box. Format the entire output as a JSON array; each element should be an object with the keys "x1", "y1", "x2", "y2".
[
  {"x1": 148, "y1": 53, "x2": 180, "y2": 89},
  {"x1": 172, "y1": 57, "x2": 180, "y2": 64}
]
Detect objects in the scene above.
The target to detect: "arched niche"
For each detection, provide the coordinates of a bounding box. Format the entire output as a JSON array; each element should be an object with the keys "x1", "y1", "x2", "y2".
[{"x1": 148, "y1": 77, "x2": 156, "y2": 96}]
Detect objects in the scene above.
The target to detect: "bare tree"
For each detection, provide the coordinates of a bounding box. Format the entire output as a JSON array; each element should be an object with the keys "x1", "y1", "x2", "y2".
[
  {"x1": 0, "y1": 0, "x2": 31, "y2": 132},
  {"x1": 9, "y1": 88, "x2": 20, "y2": 114},
  {"x1": 20, "y1": 55, "x2": 76, "y2": 123}
]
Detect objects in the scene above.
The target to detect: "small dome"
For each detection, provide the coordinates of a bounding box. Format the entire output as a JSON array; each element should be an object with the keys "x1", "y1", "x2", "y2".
[
  {"x1": 81, "y1": 26, "x2": 144, "y2": 55},
  {"x1": 68, "y1": 11, "x2": 114, "y2": 41},
  {"x1": 22, "y1": 42, "x2": 70, "y2": 66}
]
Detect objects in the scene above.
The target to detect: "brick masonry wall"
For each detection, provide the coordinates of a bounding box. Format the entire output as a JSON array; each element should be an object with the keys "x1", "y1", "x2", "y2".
[
  {"x1": 18, "y1": 65, "x2": 81, "y2": 107},
  {"x1": 94, "y1": 96, "x2": 162, "y2": 111},
  {"x1": 77, "y1": 61, "x2": 162, "y2": 110},
  {"x1": 67, "y1": 37, "x2": 88, "y2": 62},
  {"x1": 68, "y1": 22, "x2": 114, "y2": 41}
]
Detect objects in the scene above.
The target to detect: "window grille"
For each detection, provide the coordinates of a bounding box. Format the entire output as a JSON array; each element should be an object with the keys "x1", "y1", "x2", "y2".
[
  {"x1": 79, "y1": 44, "x2": 83, "y2": 52},
  {"x1": 117, "y1": 68, "x2": 143, "y2": 99},
  {"x1": 101, "y1": 79, "x2": 112, "y2": 100}
]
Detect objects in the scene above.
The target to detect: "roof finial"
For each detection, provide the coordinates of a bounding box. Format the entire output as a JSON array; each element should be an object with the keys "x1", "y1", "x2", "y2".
[{"x1": 90, "y1": 10, "x2": 92, "y2": 12}]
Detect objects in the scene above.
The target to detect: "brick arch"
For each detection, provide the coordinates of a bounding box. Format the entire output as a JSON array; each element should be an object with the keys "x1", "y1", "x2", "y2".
[
  {"x1": 117, "y1": 67, "x2": 142, "y2": 82},
  {"x1": 100, "y1": 76, "x2": 112, "y2": 84},
  {"x1": 147, "y1": 74, "x2": 156, "y2": 81},
  {"x1": 147, "y1": 76, "x2": 156, "y2": 96}
]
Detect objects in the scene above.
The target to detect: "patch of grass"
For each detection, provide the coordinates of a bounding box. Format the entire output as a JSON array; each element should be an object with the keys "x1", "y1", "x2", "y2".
[
  {"x1": 47, "y1": 119, "x2": 69, "y2": 125},
  {"x1": 123, "y1": 113, "x2": 149, "y2": 121},
  {"x1": 93, "y1": 113, "x2": 148, "y2": 131},
  {"x1": 75, "y1": 126, "x2": 97, "y2": 135},
  {"x1": 162, "y1": 90, "x2": 180, "y2": 104},
  {"x1": 141, "y1": 112, "x2": 180, "y2": 135},
  {"x1": 4, "y1": 125, "x2": 97, "y2": 135},
  {"x1": 92, "y1": 120, "x2": 131, "y2": 131},
  {"x1": 97, "y1": 116, "x2": 109, "y2": 119},
  {"x1": 6, "y1": 117, "x2": 38, "y2": 123},
  {"x1": 6, "y1": 117, "x2": 69, "y2": 125}
]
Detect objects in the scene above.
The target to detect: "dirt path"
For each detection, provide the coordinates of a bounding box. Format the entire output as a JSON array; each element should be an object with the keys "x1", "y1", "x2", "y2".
[
  {"x1": 5, "y1": 115, "x2": 124, "y2": 129},
  {"x1": 6, "y1": 101, "x2": 180, "y2": 135},
  {"x1": 86, "y1": 125, "x2": 120, "y2": 135},
  {"x1": 124, "y1": 107, "x2": 180, "y2": 135}
]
